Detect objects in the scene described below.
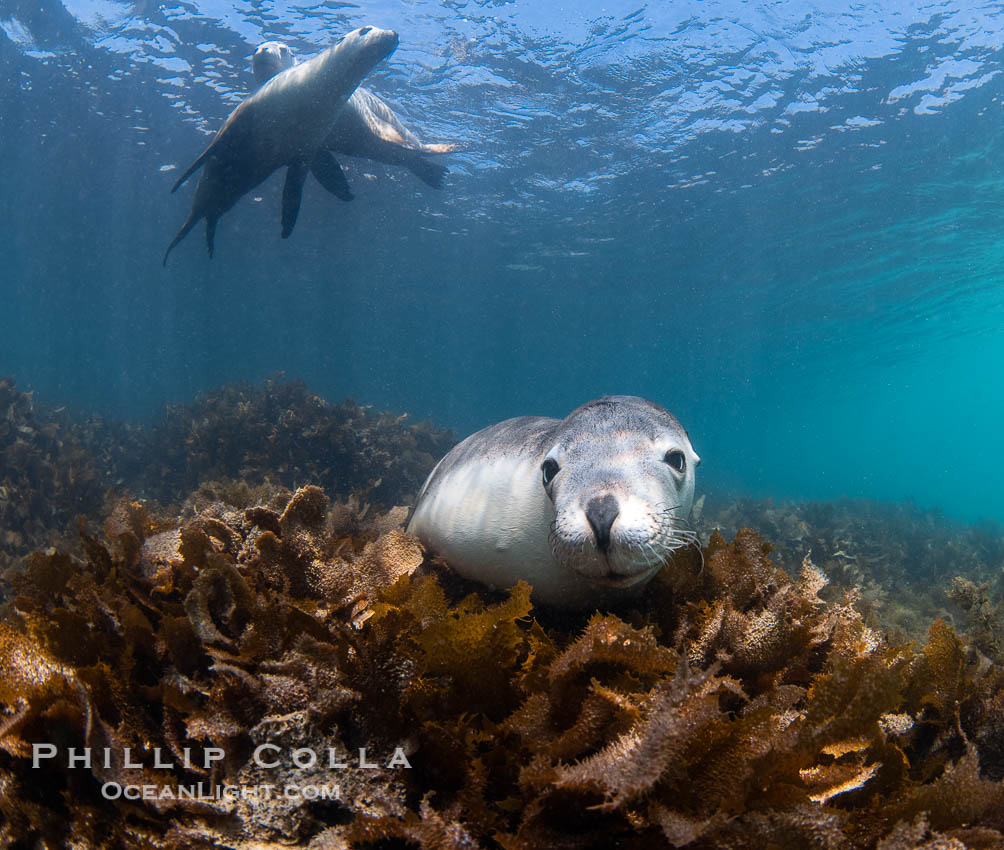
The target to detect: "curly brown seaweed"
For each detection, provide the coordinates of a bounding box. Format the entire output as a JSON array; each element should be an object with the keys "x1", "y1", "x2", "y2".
[
  {"x1": 702, "y1": 496, "x2": 1004, "y2": 653},
  {"x1": 2, "y1": 483, "x2": 1003, "y2": 849}
]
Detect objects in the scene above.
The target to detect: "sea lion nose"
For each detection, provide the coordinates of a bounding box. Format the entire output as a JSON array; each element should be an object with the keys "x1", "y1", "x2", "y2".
[{"x1": 585, "y1": 494, "x2": 619, "y2": 553}]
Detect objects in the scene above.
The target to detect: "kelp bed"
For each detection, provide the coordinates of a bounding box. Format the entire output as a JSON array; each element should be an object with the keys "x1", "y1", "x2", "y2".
[
  {"x1": 0, "y1": 375, "x2": 454, "y2": 574},
  {"x1": 701, "y1": 496, "x2": 1004, "y2": 654},
  {"x1": 2, "y1": 378, "x2": 1004, "y2": 848}
]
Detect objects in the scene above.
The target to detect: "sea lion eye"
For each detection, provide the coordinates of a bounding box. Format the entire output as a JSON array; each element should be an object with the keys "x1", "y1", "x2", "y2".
[
  {"x1": 664, "y1": 450, "x2": 686, "y2": 473},
  {"x1": 358, "y1": 26, "x2": 373, "y2": 36},
  {"x1": 541, "y1": 458, "x2": 559, "y2": 487}
]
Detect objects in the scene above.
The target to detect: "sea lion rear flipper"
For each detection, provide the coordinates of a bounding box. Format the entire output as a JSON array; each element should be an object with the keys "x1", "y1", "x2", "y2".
[
  {"x1": 281, "y1": 161, "x2": 310, "y2": 239},
  {"x1": 170, "y1": 140, "x2": 217, "y2": 193},
  {"x1": 163, "y1": 211, "x2": 202, "y2": 266},
  {"x1": 408, "y1": 157, "x2": 449, "y2": 190},
  {"x1": 310, "y1": 150, "x2": 354, "y2": 201},
  {"x1": 422, "y1": 143, "x2": 460, "y2": 155}
]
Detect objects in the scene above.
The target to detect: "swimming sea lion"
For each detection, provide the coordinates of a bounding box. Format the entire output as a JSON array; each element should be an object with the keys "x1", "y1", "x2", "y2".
[
  {"x1": 252, "y1": 40, "x2": 457, "y2": 190},
  {"x1": 163, "y1": 26, "x2": 398, "y2": 265},
  {"x1": 252, "y1": 41, "x2": 295, "y2": 82},
  {"x1": 407, "y1": 396, "x2": 701, "y2": 608}
]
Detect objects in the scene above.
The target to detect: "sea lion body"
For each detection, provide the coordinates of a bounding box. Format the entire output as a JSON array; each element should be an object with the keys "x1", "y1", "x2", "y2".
[
  {"x1": 164, "y1": 26, "x2": 398, "y2": 264},
  {"x1": 408, "y1": 396, "x2": 700, "y2": 608},
  {"x1": 253, "y1": 41, "x2": 457, "y2": 189}
]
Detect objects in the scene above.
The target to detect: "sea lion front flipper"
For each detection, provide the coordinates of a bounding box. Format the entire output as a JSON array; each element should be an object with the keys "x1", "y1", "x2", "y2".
[
  {"x1": 311, "y1": 150, "x2": 354, "y2": 201},
  {"x1": 281, "y1": 161, "x2": 310, "y2": 239}
]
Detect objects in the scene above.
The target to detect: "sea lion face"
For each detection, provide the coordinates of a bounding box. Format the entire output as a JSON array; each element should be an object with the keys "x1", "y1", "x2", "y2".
[
  {"x1": 336, "y1": 26, "x2": 400, "y2": 82},
  {"x1": 541, "y1": 397, "x2": 700, "y2": 589},
  {"x1": 252, "y1": 41, "x2": 295, "y2": 85}
]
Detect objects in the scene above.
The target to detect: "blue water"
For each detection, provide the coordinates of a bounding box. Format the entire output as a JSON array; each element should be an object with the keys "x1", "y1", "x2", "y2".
[{"x1": 3, "y1": 1, "x2": 1004, "y2": 521}]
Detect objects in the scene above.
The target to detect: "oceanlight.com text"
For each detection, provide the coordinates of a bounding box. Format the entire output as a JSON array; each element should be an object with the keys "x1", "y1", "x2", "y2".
[{"x1": 99, "y1": 782, "x2": 342, "y2": 802}]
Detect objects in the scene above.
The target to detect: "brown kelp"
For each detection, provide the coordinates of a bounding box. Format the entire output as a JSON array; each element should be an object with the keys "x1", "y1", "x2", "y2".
[
  {"x1": 0, "y1": 377, "x2": 105, "y2": 573},
  {"x1": 702, "y1": 496, "x2": 1004, "y2": 651},
  {"x1": 0, "y1": 375, "x2": 454, "y2": 572},
  {"x1": 2, "y1": 482, "x2": 1003, "y2": 848},
  {"x1": 108, "y1": 376, "x2": 455, "y2": 508},
  {"x1": 2, "y1": 377, "x2": 1003, "y2": 846}
]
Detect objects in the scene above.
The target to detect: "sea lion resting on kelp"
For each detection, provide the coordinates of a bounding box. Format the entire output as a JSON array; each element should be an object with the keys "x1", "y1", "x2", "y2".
[
  {"x1": 163, "y1": 26, "x2": 398, "y2": 265},
  {"x1": 251, "y1": 40, "x2": 458, "y2": 192},
  {"x1": 408, "y1": 396, "x2": 701, "y2": 608}
]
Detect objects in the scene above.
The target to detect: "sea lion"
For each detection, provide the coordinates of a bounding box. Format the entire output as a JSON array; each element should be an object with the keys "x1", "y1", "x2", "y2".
[
  {"x1": 407, "y1": 396, "x2": 701, "y2": 608},
  {"x1": 163, "y1": 26, "x2": 398, "y2": 265},
  {"x1": 252, "y1": 40, "x2": 457, "y2": 190},
  {"x1": 252, "y1": 40, "x2": 295, "y2": 82}
]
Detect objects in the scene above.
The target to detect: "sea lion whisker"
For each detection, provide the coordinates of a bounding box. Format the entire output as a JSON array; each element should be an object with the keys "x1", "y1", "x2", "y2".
[{"x1": 643, "y1": 541, "x2": 665, "y2": 566}]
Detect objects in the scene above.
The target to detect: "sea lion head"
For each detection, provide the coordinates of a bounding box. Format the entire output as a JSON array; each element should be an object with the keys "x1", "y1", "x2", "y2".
[
  {"x1": 542, "y1": 396, "x2": 700, "y2": 590},
  {"x1": 335, "y1": 26, "x2": 400, "y2": 79},
  {"x1": 252, "y1": 40, "x2": 296, "y2": 85}
]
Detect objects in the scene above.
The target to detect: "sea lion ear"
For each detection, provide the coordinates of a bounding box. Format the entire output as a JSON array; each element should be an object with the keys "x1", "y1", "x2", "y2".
[{"x1": 692, "y1": 452, "x2": 701, "y2": 467}]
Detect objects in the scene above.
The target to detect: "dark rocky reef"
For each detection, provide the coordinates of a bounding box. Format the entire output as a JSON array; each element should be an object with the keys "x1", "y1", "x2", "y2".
[
  {"x1": 2, "y1": 487, "x2": 1003, "y2": 848},
  {"x1": 0, "y1": 375, "x2": 454, "y2": 573},
  {"x1": 100, "y1": 376, "x2": 455, "y2": 509}
]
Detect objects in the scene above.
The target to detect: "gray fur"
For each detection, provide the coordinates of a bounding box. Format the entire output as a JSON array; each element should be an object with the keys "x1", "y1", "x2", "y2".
[
  {"x1": 418, "y1": 397, "x2": 693, "y2": 503},
  {"x1": 550, "y1": 396, "x2": 691, "y2": 450},
  {"x1": 252, "y1": 40, "x2": 458, "y2": 190},
  {"x1": 408, "y1": 396, "x2": 700, "y2": 607},
  {"x1": 415, "y1": 416, "x2": 556, "y2": 502}
]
